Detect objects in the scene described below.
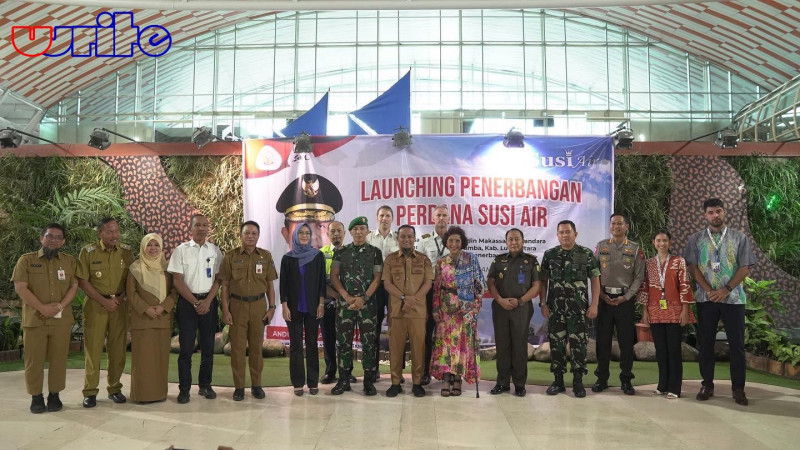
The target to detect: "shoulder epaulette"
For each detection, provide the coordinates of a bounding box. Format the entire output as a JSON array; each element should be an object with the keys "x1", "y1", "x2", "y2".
[
  {"x1": 85, "y1": 245, "x2": 96, "y2": 253},
  {"x1": 421, "y1": 233, "x2": 431, "y2": 239},
  {"x1": 119, "y1": 243, "x2": 131, "y2": 250}
]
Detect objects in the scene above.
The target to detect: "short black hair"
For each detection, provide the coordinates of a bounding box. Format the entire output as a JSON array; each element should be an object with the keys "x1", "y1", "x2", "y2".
[
  {"x1": 703, "y1": 198, "x2": 724, "y2": 211},
  {"x1": 557, "y1": 220, "x2": 576, "y2": 232},
  {"x1": 505, "y1": 228, "x2": 524, "y2": 240},
  {"x1": 190, "y1": 213, "x2": 206, "y2": 226},
  {"x1": 610, "y1": 213, "x2": 630, "y2": 225},
  {"x1": 397, "y1": 224, "x2": 416, "y2": 235},
  {"x1": 42, "y1": 223, "x2": 66, "y2": 238},
  {"x1": 241, "y1": 220, "x2": 260, "y2": 233},
  {"x1": 97, "y1": 217, "x2": 117, "y2": 231},
  {"x1": 443, "y1": 226, "x2": 468, "y2": 250},
  {"x1": 652, "y1": 228, "x2": 672, "y2": 241}
]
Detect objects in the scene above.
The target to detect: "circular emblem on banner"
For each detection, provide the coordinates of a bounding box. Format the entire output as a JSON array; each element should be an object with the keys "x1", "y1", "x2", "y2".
[{"x1": 255, "y1": 145, "x2": 283, "y2": 171}]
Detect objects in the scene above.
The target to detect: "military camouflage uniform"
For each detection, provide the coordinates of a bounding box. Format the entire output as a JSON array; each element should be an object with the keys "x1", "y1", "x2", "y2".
[
  {"x1": 331, "y1": 242, "x2": 383, "y2": 373},
  {"x1": 541, "y1": 245, "x2": 600, "y2": 375}
]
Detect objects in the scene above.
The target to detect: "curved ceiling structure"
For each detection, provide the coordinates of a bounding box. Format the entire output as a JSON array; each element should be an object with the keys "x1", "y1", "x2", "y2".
[{"x1": 1, "y1": 0, "x2": 798, "y2": 111}]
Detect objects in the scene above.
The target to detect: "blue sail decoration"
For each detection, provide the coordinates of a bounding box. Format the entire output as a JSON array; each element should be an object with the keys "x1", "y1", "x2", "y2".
[
  {"x1": 347, "y1": 71, "x2": 410, "y2": 135},
  {"x1": 275, "y1": 92, "x2": 329, "y2": 138}
]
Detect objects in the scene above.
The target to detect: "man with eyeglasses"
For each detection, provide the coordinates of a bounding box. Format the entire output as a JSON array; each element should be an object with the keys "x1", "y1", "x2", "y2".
[{"x1": 12, "y1": 223, "x2": 79, "y2": 414}]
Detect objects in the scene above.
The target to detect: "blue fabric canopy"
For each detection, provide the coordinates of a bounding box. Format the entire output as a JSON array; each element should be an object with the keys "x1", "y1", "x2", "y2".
[
  {"x1": 348, "y1": 71, "x2": 410, "y2": 135},
  {"x1": 275, "y1": 92, "x2": 329, "y2": 138}
]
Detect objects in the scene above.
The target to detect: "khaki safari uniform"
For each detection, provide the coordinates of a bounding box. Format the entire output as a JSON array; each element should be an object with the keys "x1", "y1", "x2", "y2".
[
  {"x1": 12, "y1": 250, "x2": 78, "y2": 396},
  {"x1": 77, "y1": 240, "x2": 134, "y2": 397},
  {"x1": 382, "y1": 250, "x2": 434, "y2": 385},
  {"x1": 218, "y1": 247, "x2": 278, "y2": 389}
]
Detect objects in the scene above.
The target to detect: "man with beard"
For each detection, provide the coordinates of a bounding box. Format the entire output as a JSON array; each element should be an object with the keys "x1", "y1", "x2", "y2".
[
  {"x1": 416, "y1": 205, "x2": 450, "y2": 385},
  {"x1": 12, "y1": 223, "x2": 79, "y2": 414},
  {"x1": 684, "y1": 198, "x2": 755, "y2": 406},
  {"x1": 168, "y1": 214, "x2": 224, "y2": 404},
  {"x1": 77, "y1": 217, "x2": 134, "y2": 408}
]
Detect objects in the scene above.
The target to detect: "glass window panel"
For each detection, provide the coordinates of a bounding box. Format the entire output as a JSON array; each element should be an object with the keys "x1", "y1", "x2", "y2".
[
  {"x1": 275, "y1": 16, "x2": 297, "y2": 44},
  {"x1": 236, "y1": 21, "x2": 275, "y2": 46},
  {"x1": 547, "y1": 91, "x2": 567, "y2": 109},
  {"x1": 732, "y1": 93, "x2": 758, "y2": 113},
  {"x1": 218, "y1": 28, "x2": 236, "y2": 46},
  {"x1": 711, "y1": 93, "x2": 730, "y2": 112},
  {"x1": 138, "y1": 59, "x2": 156, "y2": 98},
  {"x1": 441, "y1": 16, "x2": 460, "y2": 42},
  {"x1": 461, "y1": 46, "x2": 482, "y2": 92},
  {"x1": 235, "y1": 48, "x2": 274, "y2": 94},
  {"x1": 775, "y1": 85, "x2": 799, "y2": 113},
  {"x1": 565, "y1": 18, "x2": 606, "y2": 43},
  {"x1": 379, "y1": 17, "x2": 398, "y2": 42},
  {"x1": 317, "y1": 18, "x2": 357, "y2": 43},
  {"x1": 118, "y1": 96, "x2": 135, "y2": 114},
  {"x1": 358, "y1": 15, "x2": 378, "y2": 43},
  {"x1": 378, "y1": 46, "x2": 399, "y2": 90},
  {"x1": 317, "y1": 47, "x2": 356, "y2": 91},
  {"x1": 462, "y1": 91, "x2": 483, "y2": 110},
  {"x1": 79, "y1": 97, "x2": 115, "y2": 115},
  {"x1": 274, "y1": 48, "x2": 296, "y2": 98},
  {"x1": 526, "y1": 92, "x2": 546, "y2": 110},
  {"x1": 296, "y1": 48, "x2": 317, "y2": 92},
  {"x1": 544, "y1": 14, "x2": 565, "y2": 42},
  {"x1": 628, "y1": 46, "x2": 649, "y2": 92},
  {"x1": 709, "y1": 66, "x2": 729, "y2": 93},
  {"x1": 691, "y1": 93, "x2": 709, "y2": 111},
  {"x1": 525, "y1": 46, "x2": 544, "y2": 92},
  {"x1": 194, "y1": 50, "x2": 215, "y2": 95},
  {"x1": 297, "y1": 17, "x2": 317, "y2": 43},
  {"x1": 651, "y1": 93, "x2": 687, "y2": 111},
  {"x1": 484, "y1": 16, "x2": 522, "y2": 42},
  {"x1": 607, "y1": 46, "x2": 624, "y2": 92},
  {"x1": 462, "y1": 17, "x2": 482, "y2": 42},
  {"x1": 483, "y1": 46, "x2": 524, "y2": 92},
  {"x1": 546, "y1": 46, "x2": 566, "y2": 92},
  {"x1": 400, "y1": 17, "x2": 440, "y2": 42},
  {"x1": 217, "y1": 49, "x2": 235, "y2": 95},
  {"x1": 608, "y1": 92, "x2": 625, "y2": 109},
  {"x1": 689, "y1": 59, "x2": 708, "y2": 93},
  {"x1": 441, "y1": 91, "x2": 461, "y2": 109},
  {"x1": 357, "y1": 46, "x2": 379, "y2": 92},
  {"x1": 567, "y1": 46, "x2": 607, "y2": 92},
  {"x1": 523, "y1": 12, "x2": 543, "y2": 42},
  {"x1": 649, "y1": 45, "x2": 687, "y2": 92},
  {"x1": 400, "y1": 46, "x2": 440, "y2": 83},
  {"x1": 731, "y1": 74, "x2": 758, "y2": 94}
]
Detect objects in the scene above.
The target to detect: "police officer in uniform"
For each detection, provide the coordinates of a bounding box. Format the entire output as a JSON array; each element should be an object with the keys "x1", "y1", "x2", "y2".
[
  {"x1": 540, "y1": 220, "x2": 600, "y2": 398},
  {"x1": 219, "y1": 220, "x2": 278, "y2": 401},
  {"x1": 592, "y1": 214, "x2": 645, "y2": 395},
  {"x1": 416, "y1": 205, "x2": 449, "y2": 385},
  {"x1": 12, "y1": 223, "x2": 79, "y2": 414},
  {"x1": 77, "y1": 217, "x2": 134, "y2": 408},
  {"x1": 329, "y1": 216, "x2": 384, "y2": 396},
  {"x1": 276, "y1": 173, "x2": 343, "y2": 250},
  {"x1": 487, "y1": 228, "x2": 541, "y2": 397}
]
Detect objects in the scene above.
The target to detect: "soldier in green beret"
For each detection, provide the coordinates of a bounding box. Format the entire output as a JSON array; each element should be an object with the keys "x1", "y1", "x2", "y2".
[{"x1": 540, "y1": 220, "x2": 600, "y2": 398}]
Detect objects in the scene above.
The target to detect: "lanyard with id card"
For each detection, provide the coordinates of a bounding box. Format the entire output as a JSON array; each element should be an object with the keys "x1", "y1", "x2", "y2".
[
  {"x1": 706, "y1": 227, "x2": 727, "y2": 273},
  {"x1": 657, "y1": 257, "x2": 669, "y2": 310},
  {"x1": 206, "y1": 257, "x2": 213, "y2": 278},
  {"x1": 256, "y1": 261, "x2": 263, "y2": 274},
  {"x1": 57, "y1": 267, "x2": 66, "y2": 281}
]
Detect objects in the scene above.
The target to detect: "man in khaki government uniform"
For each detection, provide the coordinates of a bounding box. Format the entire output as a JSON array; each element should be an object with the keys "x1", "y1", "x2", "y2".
[
  {"x1": 12, "y1": 223, "x2": 79, "y2": 414},
  {"x1": 220, "y1": 220, "x2": 278, "y2": 401},
  {"x1": 592, "y1": 213, "x2": 645, "y2": 395},
  {"x1": 77, "y1": 217, "x2": 134, "y2": 408},
  {"x1": 382, "y1": 225, "x2": 433, "y2": 398}
]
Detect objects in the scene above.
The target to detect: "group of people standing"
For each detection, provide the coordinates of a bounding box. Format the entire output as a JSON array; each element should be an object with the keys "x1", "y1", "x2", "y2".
[{"x1": 12, "y1": 197, "x2": 754, "y2": 414}]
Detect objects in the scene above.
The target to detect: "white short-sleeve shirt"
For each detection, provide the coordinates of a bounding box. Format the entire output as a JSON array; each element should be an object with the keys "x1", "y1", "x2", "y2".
[{"x1": 167, "y1": 239, "x2": 224, "y2": 294}]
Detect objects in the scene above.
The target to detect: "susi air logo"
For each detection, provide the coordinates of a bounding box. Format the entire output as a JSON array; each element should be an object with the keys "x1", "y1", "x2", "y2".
[{"x1": 11, "y1": 12, "x2": 172, "y2": 58}]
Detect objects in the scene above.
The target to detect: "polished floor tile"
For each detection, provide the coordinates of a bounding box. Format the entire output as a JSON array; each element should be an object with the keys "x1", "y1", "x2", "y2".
[{"x1": 1, "y1": 369, "x2": 797, "y2": 449}]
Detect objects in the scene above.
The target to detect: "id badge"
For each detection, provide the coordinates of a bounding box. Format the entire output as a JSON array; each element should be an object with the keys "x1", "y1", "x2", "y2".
[
  {"x1": 256, "y1": 262, "x2": 263, "y2": 274},
  {"x1": 57, "y1": 269, "x2": 66, "y2": 281},
  {"x1": 711, "y1": 262, "x2": 721, "y2": 273},
  {"x1": 54, "y1": 309, "x2": 62, "y2": 319},
  {"x1": 659, "y1": 298, "x2": 668, "y2": 310},
  {"x1": 206, "y1": 267, "x2": 212, "y2": 278},
  {"x1": 517, "y1": 270, "x2": 525, "y2": 284}
]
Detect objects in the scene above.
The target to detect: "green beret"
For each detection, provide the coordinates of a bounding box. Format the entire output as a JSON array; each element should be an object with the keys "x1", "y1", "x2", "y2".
[{"x1": 348, "y1": 216, "x2": 368, "y2": 230}]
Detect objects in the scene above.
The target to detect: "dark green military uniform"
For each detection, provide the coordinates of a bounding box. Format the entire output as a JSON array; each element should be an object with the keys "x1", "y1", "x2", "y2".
[
  {"x1": 487, "y1": 252, "x2": 540, "y2": 388},
  {"x1": 541, "y1": 245, "x2": 600, "y2": 375},
  {"x1": 331, "y1": 242, "x2": 383, "y2": 374}
]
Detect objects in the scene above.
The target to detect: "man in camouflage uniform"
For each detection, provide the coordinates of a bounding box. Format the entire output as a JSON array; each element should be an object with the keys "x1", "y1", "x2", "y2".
[
  {"x1": 329, "y1": 216, "x2": 384, "y2": 396},
  {"x1": 540, "y1": 220, "x2": 601, "y2": 398}
]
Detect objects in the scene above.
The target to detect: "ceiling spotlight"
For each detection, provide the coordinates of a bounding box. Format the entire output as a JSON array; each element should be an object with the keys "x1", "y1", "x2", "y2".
[
  {"x1": 0, "y1": 127, "x2": 59, "y2": 148},
  {"x1": 191, "y1": 127, "x2": 217, "y2": 149},
  {"x1": 392, "y1": 126, "x2": 411, "y2": 148},
  {"x1": 293, "y1": 131, "x2": 313, "y2": 153},
  {"x1": 614, "y1": 129, "x2": 635, "y2": 150},
  {"x1": 714, "y1": 128, "x2": 738, "y2": 149},
  {"x1": 87, "y1": 127, "x2": 137, "y2": 150},
  {"x1": 503, "y1": 128, "x2": 525, "y2": 148}
]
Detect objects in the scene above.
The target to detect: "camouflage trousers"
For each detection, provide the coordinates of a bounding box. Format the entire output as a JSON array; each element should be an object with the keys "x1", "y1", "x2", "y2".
[
  {"x1": 548, "y1": 299, "x2": 588, "y2": 375},
  {"x1": 336, "y1": 296, "x2": 377, "y2": 373}
]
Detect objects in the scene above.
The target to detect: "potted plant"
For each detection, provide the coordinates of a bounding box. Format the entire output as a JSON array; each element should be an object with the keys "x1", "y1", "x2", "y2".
[
  {"x1": 0, "y1": 315, "x2": 23, "y2": 362},
  {"x1": 634, "y1": 301, "x2": 653, "y2": 342},
  {"x1": 69, "y1": 292, "x2": 86, "y2": 352}
]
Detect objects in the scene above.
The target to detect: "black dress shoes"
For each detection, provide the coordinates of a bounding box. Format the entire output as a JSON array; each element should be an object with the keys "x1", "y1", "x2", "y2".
[
  {"x1": 514, "y1": 386, "x2": 526, "y2": 397},
  {"x1": 420, "y1": 373, "x2": 431, "y2": 386},
  {"x1": 46, "y1": 392, "x2": 63, "y2": 412},
  {"x1": 30, "y1": 394, "x2": 46, "y2": 414},
  {"x1": 177, "y1": 390, "x2": 190, "y2": 404},
  {"x1": 412, "y1": 384, "x2": 426, "y2": 397},
  {"x1": 621, "y1": 381, "x2": 636, "y2": 396},
  {"x1": 591, "y1": 381, "x2": 608, "y2": 393},
  {"x1": 233, "y1": 388, "x2": 245, "y2": 401},
  {"x1": 733, "y1": 389, "x2": 749, "y2": 406},
  {"x1": 82, "y1": 395, "x2": 97, "y2": 408},
  {"x1": 696, "y1": 385, "x2": 714, "y2": 401},
  {"x1": 386, "y1": 384, "x2": 403, "y2": 397},
  {"x1": 320, "y1": 373, "x2": 336, "y2": 384},
  {"x1": 198, "y1": 386, "x2": 217, "y2": 399},
  {"x1": 489, "y1": 384, "x2": 510, "y2": 395},
  {"x1": 108, "y1": 392, "x2": 127, "y2": 404},
  {"x1": 251, "y1": 386, "x2": 266, "y2": 399}
]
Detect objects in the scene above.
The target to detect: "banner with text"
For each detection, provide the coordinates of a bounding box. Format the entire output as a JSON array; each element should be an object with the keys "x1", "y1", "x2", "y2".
[{"x1": 243, "y1": 134, "x2": 614, "y2": 345}]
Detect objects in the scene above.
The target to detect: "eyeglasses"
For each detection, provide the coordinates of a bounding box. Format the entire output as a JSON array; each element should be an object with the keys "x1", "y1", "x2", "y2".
[{"x1": 44, "y1": 234, "x2": 64, "y2": 241}]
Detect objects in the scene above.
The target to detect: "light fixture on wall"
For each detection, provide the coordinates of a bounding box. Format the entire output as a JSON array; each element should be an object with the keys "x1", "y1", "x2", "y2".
[
  {"x1": 191, "y1": 127, "x2": 216, "y2": 149},
  {"x1": 714, "y1": 128, "x2": 739, "y2": 149},
  {"x1": 611, "y1": 122, "x2": 634, "y2": 150},
  {"x1": 503, "y1": 127, "x2": 525, "y2": 148},
  {"x1": 0, "y1": 127, "x2": 59, "y2": 148},
  {"x1": 392, "y1": 126, "x2": 411, "y2": 148},
  {"x1": 293, "y1": 131, "x2": 313, "y2": 153},
  {"x1": 87, "y1": 127, "x2": 137, "y2": 150}
]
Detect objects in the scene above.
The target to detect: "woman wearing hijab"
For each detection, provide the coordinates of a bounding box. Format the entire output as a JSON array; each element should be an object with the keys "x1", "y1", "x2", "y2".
[
  {"x1": 280, "y1": 223, "x2": 326, "y2": 396},
  {"x1": 127, "y1": 233, "x2": 176, "y2": 404}
]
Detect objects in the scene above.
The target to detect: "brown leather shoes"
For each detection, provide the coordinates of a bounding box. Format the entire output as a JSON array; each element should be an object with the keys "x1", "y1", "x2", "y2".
[
  {"x1": 696, "y1": 385, "x2": 714, "y2": 401},
  {"x1": 733, "y1": 389, "x2": 749, "y2": 406}
]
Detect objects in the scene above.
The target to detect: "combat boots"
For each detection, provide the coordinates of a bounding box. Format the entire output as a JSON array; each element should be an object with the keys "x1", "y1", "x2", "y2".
[
  {"x1": 331, "y1": 369, "x2": 352, "y2": 395},
  {"x1": 546, "y1": 373, "x2": 566, "y2": 395},
  {"x1": 363, "y1": 370, "x2": 377, "y2": 396},
  {"x1": 573, "y1": 373, "x2": 586, "y2": 398}
]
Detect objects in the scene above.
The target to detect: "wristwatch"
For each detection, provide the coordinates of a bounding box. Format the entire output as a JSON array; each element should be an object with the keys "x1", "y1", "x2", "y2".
[
  {"x1": 724, "y1": 284, "x2": 733, "y2": 292},
  {"x1": 400, "y1": 295, "x2": 406, "y2": 302},
  {"x1": 268, "y1": 304, "x2": 277, "y2": 310}
]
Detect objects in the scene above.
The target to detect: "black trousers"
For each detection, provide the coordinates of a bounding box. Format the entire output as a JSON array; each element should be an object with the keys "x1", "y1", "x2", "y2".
[
  {"x1": 492, "y1": 301, "x2": 533, "y2": 388},
  {"x1": 423, "y1": 289, "x2": 435, "y2": 376},
  {"x1": 594, "y1": 299, "x2": 636, "y2": 383},
  {"x1": 374, "y1": 282, "x2": 388, "y2": 368},
  {"x1": 177, "y1": 296, "x2": 218, "y2": 391},
  {"x1": 320, "y1": 301, "x2": 337, "y2": 377},
  {"x1": 697, "y1": 302, "x2": 746, "y2": 391},
  {"x1": 651, "y1": 323, "x2": 683, "y2": 395},
  {"x1": 288, "y1": 311, "x2": 320, "y2": 388}
]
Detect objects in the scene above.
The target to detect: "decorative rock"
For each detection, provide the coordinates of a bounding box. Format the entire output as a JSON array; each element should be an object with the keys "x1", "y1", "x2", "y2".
[
  {"x1": 681, "y1": 343, "x2": 699, "y2": 362},
  {"x1": 610, "y1": 340, "x2": 621, "y2": 361},
  {"x1": 214, "y1": 332, "x2": 228, "y2": 354},
  {"x1": 533, "y1": 342, "x2": 550, "y2": 362},
  {"x1": 262, "y1": 339, "x2": 285, "y2": 357},
  {"x1": 223, "y1": 342, "x2": 231, "y2": 356},
  {"x1": 170, "y1": 335, "x2": 181, "y2": 354},
  {"x1": 714, "y1": 341, "x2": 730, "y2": 362},
  {"x1": 634, "y1": 341, "x2": 657, "y2": 361},
  {"x1": 585, "y1": 339, "x2": 597, "y2": 363},
  {"x1": 527, "y1": 343, "x2": 535, "y2": 361},
  {"x1": 479, "y1": 347, "x2": 497, "y2": 361}
]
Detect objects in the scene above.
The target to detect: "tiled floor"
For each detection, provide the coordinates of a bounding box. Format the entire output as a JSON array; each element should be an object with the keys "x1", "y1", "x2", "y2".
[{"x1": 2, "y1": 369, "x2": 798, "y2": 449}]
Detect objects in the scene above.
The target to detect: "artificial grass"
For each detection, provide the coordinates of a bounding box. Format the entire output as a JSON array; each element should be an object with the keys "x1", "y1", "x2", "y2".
[{"x1": 2, "y1": 352, "x2": 798, "y2": 390}]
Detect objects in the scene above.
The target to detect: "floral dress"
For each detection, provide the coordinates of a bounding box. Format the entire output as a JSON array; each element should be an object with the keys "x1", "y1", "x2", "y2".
[{"x1": 430, "y1": 251, "x2": 485, "y2": 383}]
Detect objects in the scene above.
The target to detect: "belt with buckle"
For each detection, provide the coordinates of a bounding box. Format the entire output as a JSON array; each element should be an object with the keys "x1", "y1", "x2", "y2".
[
  {"x1": 101, "y1": 292, "x2": 124, "y2": 299},
  {"x1": 231, "y1": 292, "x2": 266, "y2": 302},
  {"x1": 603, "y1": 286, "x2": 626, "y2": 295},
  {"x1": 192, "y1": 292, "x2": 210, "y2": 300}
]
